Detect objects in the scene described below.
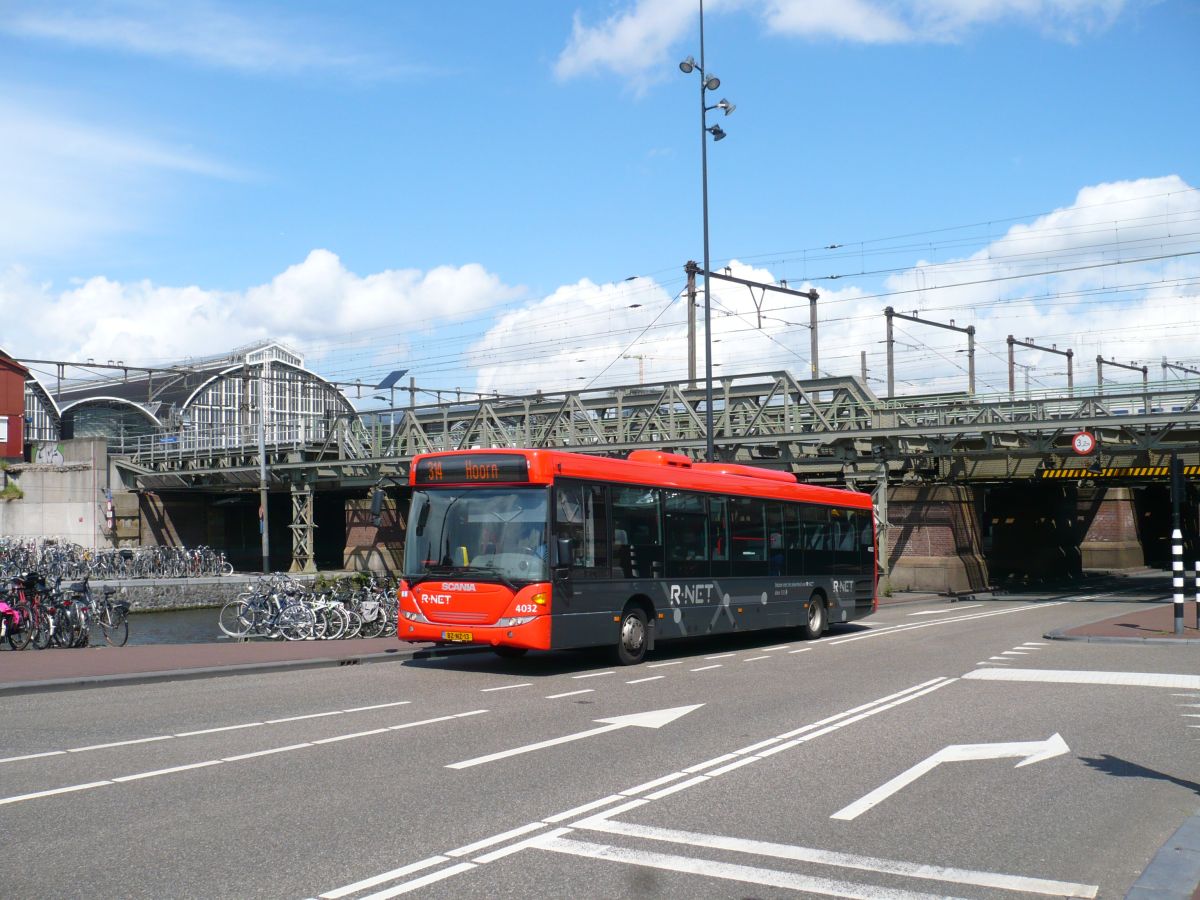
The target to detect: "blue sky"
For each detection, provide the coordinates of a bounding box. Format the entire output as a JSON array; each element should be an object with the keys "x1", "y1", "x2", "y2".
[{"x1": 1, "y1": 0, "x2": 1197, "y2": 403}]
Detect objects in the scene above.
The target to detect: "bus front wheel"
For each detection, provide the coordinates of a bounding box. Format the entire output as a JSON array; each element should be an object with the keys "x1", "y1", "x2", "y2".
[
  {"x1": 802, "y1": 594, "x2": 827, "y2": 640},
  {"x1": 616, "y1": 606, "x2": 649, "y2": 665}
]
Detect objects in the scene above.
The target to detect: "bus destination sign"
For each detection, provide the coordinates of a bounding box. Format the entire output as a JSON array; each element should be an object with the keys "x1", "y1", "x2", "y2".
[{"x1": 414, "y1": 454, "x2": 530, "y2": 485}]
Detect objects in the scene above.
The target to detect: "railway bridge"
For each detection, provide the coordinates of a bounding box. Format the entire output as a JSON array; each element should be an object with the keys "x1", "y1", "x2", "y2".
[{"x1": 101, "y1": 370, "x2": 1200, "y2": 592}]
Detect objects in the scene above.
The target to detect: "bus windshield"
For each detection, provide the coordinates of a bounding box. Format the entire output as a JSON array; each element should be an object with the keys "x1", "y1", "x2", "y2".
[{"x1": 404, "y1": 486, "x2": 550, "y2": 584}]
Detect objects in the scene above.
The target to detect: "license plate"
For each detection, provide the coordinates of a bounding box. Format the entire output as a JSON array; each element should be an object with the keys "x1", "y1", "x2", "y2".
[{"x1": 442, "y1": 631, "x2": 473, "y2": 642}]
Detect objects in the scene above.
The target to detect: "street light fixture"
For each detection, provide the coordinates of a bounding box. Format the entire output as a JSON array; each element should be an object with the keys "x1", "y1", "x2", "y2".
[{"x1": 680, "y1": 0, "x2": 733, "y2": 463}]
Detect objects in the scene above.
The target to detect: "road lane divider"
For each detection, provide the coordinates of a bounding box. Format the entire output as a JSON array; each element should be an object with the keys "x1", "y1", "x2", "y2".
[
  {"x1": 0, "y1": 699, "x2": 414, "y2": 766},
  {"x1": 315, "y1": 678, "x2": 958, "y2": 899},
  {"x1": 0, "y1": 709, "x2": 487, "y2": 809},
  {"x1": 964, "y1": 667, "x2": 1200, "y2": 689},
  {"x1": 828, "y1": 602, "x2": 1066, "y2": 646}
]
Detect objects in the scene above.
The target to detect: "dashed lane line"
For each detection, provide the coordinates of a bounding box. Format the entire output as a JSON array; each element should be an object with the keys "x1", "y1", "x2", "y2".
[
  {"x1": 626, "y1": 676, "x2": 665, "y2": 684},
  {"x1": 0, "y1": 709, "x2": 488, "y2": 808},
  {"x1": 690, "y1": 664, "x2": 722, "y2": 672},
  {"x1": 0, "y1": 699, "x2": 414, "y2": 766},
  {"x1": 317, "y1": 678, "x2": 958, "y2": 899},
  {"x1": 545, "y1": 689, "x2": 594, "y2": 699},
  {"x1": 479, "y1": 683, "x2": 532, "y2": 693}
]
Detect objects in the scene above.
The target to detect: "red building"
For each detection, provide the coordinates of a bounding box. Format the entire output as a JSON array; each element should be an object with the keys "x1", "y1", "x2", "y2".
[{"x1": 0, "y1": 352, "x2": 28, "y2": 461}]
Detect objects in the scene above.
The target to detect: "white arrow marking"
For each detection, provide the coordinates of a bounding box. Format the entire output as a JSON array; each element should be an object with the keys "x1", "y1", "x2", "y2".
[
  {"x1": 446, "y1": 705, "x2": 703, "y2": 770},
  {"x1": 831, "y1": 734, "x2": 1069, "y2": 821}
]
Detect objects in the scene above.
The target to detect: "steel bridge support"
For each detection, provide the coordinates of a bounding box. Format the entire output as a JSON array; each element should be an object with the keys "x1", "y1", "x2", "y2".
[{"x1": 289, "y1": 482, "x2": 317, "y2": 573}]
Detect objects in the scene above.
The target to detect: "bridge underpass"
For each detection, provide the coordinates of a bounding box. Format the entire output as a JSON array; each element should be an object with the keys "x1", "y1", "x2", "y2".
[{"x1": 110, "y1": 370, "x2": 1200, "y2": 587}]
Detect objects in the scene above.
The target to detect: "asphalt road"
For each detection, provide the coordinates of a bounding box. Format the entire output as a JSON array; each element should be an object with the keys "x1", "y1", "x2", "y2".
[{"x1": 1, "y1": 592, "x2": 1197, "y2": 899}]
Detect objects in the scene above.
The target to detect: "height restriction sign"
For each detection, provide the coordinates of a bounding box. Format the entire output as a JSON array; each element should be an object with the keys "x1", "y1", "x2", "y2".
[{"x1": 1072, "y1": 431, "x2": 1096, "y2": 455}]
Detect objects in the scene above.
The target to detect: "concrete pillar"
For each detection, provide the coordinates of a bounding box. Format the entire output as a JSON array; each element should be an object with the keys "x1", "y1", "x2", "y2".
[
  {"x1": 1078, "y1": 487, "x2": 1144, "y2": 570},
  {"x1": 886, "y1": 484, "x2": 989, "y2": 593}
]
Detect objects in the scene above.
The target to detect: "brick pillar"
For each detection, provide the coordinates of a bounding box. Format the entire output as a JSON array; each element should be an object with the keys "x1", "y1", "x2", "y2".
[
  {"x1": 1078, "y1": 486, "x2": 1144, "y2": 570},
  {"x1": 887, "y1": 485, "x2": 988, "y2": 593},
  {"x1": 343, "y1": 497, "x2": 405, "y2": 574}
]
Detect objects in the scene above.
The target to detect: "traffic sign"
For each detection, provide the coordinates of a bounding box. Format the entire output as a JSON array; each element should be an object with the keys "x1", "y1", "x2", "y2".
[{"x1": 1071, "y1": 431, "x2": 1095, "y2": 455}]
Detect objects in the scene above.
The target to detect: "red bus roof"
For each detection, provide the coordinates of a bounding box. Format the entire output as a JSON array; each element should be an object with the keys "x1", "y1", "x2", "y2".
[{"x1": 409, "y1": 448, "x2": 872, "y2": 510}]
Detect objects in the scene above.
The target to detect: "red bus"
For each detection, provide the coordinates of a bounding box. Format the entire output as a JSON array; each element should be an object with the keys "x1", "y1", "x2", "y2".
[{"x1": 397, "y1": 448, "x2": 876, "y2": 664}]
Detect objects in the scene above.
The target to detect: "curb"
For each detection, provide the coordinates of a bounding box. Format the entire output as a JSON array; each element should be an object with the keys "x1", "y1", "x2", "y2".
[
  {"x1": 1044, "y1": 628, "x2": 1200, "y2": 645},
  {"x1": 1126, "y1": 809, "x2": 1200, "y2": 899},
  {"x1": 0, "y1": 644, "x2": 489, "y2": 697}
]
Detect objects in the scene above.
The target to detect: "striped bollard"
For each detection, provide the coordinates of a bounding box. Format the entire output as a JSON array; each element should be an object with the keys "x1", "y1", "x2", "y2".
[
  {"x1": 1172, "y1": 528, "x2": 1183, "y2": 636},
  {"x1": 1195, "y1": 560, "x2": 1199, "y2": 631}
]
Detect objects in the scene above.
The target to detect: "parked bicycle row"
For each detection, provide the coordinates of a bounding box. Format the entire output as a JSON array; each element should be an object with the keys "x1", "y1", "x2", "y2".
[
  {"x1": 0, "y1": 539, "x2": 234, "y2": 581},
  {"x1": 217, "y1": 573, "x2": 397, "y2": 642},
  {"x1": 0, "y1": 572, "x2": 131, "y2": 650}
]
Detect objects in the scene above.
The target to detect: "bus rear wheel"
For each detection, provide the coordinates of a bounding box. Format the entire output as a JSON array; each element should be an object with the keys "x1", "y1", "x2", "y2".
[
  {"x1": 616, "y1": 606, "x2": 648, "y2": 666},
  {"x1": 801, "y1": 594, "x2": 826, "y2": 640}
]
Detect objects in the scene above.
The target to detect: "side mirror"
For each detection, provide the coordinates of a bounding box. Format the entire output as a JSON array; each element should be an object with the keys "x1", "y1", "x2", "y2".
[{"x1": 554, "y1": 537, "x2": 572, "y2": 568}]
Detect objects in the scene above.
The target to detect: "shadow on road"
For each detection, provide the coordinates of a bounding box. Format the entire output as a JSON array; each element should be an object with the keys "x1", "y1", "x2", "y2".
[{"x1": 1080, "y1": 754, "x2": 1200, "y2": 795}]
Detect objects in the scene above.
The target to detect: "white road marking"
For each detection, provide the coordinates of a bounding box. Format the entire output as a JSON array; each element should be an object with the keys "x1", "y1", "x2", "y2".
[
  {"x1": 473, "y1": 827, "x2": 573, "y2": 863},
  {"x1": 0, "y1": 781, "x2": 114, "y2": 806},
  {"x1": 0, "y1": 750, "x2": 67, "y2": 764},
  {"x1": 0, "y1": 710, "x2": 486, "y2": 808},
  {"x1": 691, "y1": 664, "x2": 722, "y2": 671},
  {"x1": 533, "y1": 835, "x2": 962, "y2": 900},
  {"x1": 479, "y1": 683, "x2": 532, "y2": 692},
  {"x1": 358, "y1": 862, "x2": 476, "y2": 899},
  {"x1": 831, "y1": 734, "x2": 1070, "y2": 821},
  {"x1": 3, "y1": 699, "x2": 417, "y2": 768},
  {"x1": 704, "y1": 652, "x2": 735, "y2": 659},
  {"x1": 978, "y1": 661, "x2": 1007, "y2": 665},
  {"x1": 1019, "y1": 642, "x2": 1048, "y2": 647},
  {"x1": 760, "y1": 644, "x2": 792, "y2": 651},
  {"x1": 311, "y1": 728, "x2": 391, "y2": 745},
  {"x1": 447, "y1": 821, "x2": 547, "y2": 858},
  {"x1": 788, "y1": 647, "x2": 811, "y2": 654},
  {"x1": 572, "y1": 670, "x2": 615, "y2": 679},
  {"x1": 176, "y1": 722, "x2": 264, "y2": 737},
  {"x1": 342, "y1": 701, "x2": 413, "y2": 713},
  {"x1": 684, "y1": 753, "x2": 741, "y2": 773},
  {"x1": 265, "y1": 710, "x2": 345, "y2": 724},
  {"x1": 1001, "y1": 651, "x2": 1029, "y2": 655},
  {"x1": 744, "y1": 655, "x2": 771, "y2": 662},
  {"x1": 626, "y1": 676, "x2": 664, "y2": 684},
  {"x1": 446, "y1": 705, "x2": 702, "y2": 770},
  {"x1": 988, "y1": 656, "x2": 1010, "y2": 661},
  {"x1": 67, "y1": 735, "x2": 175, "y2": 753},
  {"x1": 222, "y1": 742, "x2": 312, "y2": 762},
  {"x1": 909, "y1": 604, "x2": 982, "y2": 616},
  {"x1": 319, "y1": 856, "x2": 450, "y2": 899},
  {"x1": 112, "y1": 760, "x2": 223, "y2": 782},
  {"x1": 829, "y1": 603, "x2": 1064, "y2": 646},
  {"x1": 545, "y1": 689, "x2": 593, "y2": 699},
  {"x1": 572, "y1": 819, "x2": 1098, "y2": 898},
  {"x1": 964, "y1": 668, "x2": 1200, "y2": 689},
  {"x1": 315, "y1": 678, "x2": 958, "y2": 899},
  {"x1": 647, "y1": 660, "x2": 683, "y2": 668},
  {"x1": 542, "y1": 794, "x2": 626, "y2": 823}
]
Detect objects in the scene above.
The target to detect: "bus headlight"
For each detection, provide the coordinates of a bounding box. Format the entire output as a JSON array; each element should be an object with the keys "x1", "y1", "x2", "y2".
[
  {"x1": 496, "y1": 615, "x2": 536, "y2": 627},
  {"x1": 402, "y1": 609, "x2": 430, "y2": 624}
]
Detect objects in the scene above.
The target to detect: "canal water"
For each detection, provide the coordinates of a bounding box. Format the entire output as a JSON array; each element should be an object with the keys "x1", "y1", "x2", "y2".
[{"x1": 128, "y1": 607, "x2": 228, "y2": 645}]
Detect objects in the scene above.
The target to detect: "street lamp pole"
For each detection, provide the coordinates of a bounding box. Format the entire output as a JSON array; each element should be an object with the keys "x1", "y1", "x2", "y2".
[{"x1": 680, "y1": 0, "x2": 733, "y2": 462}]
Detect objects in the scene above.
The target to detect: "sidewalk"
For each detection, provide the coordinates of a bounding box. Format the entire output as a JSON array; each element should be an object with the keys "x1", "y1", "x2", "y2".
[{"x1": 0, "y1": 592, "x2": 1194, "y2": 695}]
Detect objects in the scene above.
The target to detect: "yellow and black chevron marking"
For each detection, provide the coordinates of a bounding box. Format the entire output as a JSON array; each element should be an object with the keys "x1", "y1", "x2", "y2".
[{"x1": 1041, "y1": 465, "x2": 1200, "y2": 479}]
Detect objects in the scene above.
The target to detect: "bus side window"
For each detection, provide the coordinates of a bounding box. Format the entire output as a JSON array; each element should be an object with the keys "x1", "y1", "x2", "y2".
[
  {"x1": 612, "y1": 486, "x2": 662, "y2": 579},
  {"x1": 783, "y1": 503, "x2": 802, "y2": 575},
  {"x1": 555, "y1": 480, "x2": 611, "y2": 578},
  {"x1": 800, "y1": 505, "x2": 830, "y2": 572},
  {"x1": 664, "y1": 490, "x2": 707, "y2": 579},
  {"x1": 730, "y1": 497, "x2": 767, "y2": 577},
  {"x1": 708, "y1": 497, "x2": 729, "y2": 578}
]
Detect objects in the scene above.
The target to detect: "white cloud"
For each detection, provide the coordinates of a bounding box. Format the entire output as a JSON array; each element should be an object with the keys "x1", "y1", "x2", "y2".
[
  {"x1": 0, "y1": 251, "x2": 523, "y2": 367},
  {"x1": 556, "y1": 0, "x2": 1132, "y2": 82},
  {"x1": 2, "y1": 0, "x2": 378, "y2": 75},
  {"x1": 467, "y1": 176, "x2": 1200, "y2": 399}
]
